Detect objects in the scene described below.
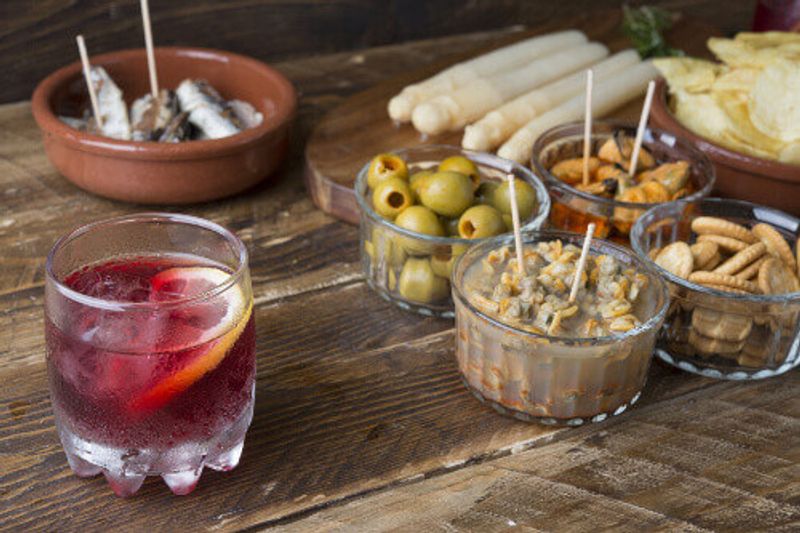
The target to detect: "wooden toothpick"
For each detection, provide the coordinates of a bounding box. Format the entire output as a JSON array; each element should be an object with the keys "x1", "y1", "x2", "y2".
[
  {"x1": 569, "y1": 223, "x2": 596, "y2": 303},
  {"x1": 76, "y1": 35, "x2": 103, "y2": 129},
  {"x1": 507, "y1": 174, "x2": 525, "y2": 276},
  {"x1": 628, "y1": 80, "x2": 656, "y2": 176},
  {"x1": 582, "y1": 69, "x2": 593, "y2": 186},
  {"x1": 140, "y1": 0, "x2": 159, "y2": 97}
]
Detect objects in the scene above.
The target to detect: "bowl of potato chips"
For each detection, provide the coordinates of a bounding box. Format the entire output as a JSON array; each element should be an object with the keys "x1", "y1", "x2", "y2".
[{"x1": 649, "y1": 31, "x2": 800, "y2": 215}]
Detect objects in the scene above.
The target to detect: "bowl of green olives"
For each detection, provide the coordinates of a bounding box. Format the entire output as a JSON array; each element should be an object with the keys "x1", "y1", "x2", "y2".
[{"x1": 356, "y1": 145, "x2": 550, "y2": 317}]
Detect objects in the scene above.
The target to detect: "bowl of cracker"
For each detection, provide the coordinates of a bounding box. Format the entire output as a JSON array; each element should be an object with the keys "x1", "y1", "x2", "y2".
[
  {"x1": 649, "y1": 32, "x2": 800, "y2": 215},
  {"x1": 630, "y1": 198, "x2": 800, "y2": 380}
]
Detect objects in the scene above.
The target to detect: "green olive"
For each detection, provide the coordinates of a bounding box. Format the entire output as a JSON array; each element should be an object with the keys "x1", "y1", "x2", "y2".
[
  {"x1": 367, "y1": 153, "x2": 408, "y2": 189},
  {"x1": 398, "y1": 257, "x2": 449, "y2": 303},
  {"x1": 395, "y1": 205, "x2": 445, "y2": 236},
  {"x1": 443, "y1": 216, "x2": 460, "y2": 237},
  {"x1": 491, "y1": 179, "x2": 538, "y2": 220},
  {"x1": 372, "y1": 177, "x2": 413, "y2": 220},
  {"x1": 409, "y1": 169, "x2": 434, "y2": 198},
  {"x1": 502, "y1": 214, "x2": 513, "y2": 232},
  {"x1": 475, "y1": 181, "x2": 499, "y2": 205},
  {"x1": 458, "y1": 205, "x2": 506, "y2": 239},
  {"x1": 417, "y1": 171, "x2": 474, "y2": 218},
  {"x1": 439, "y1": 156, "x2": 480, "y2": 189},
  {"x1": 430, "y1": 244, "x2": 468, "y2": 279}
]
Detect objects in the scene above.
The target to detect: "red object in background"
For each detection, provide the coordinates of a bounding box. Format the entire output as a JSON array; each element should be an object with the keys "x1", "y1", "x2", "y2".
[{"x1": 753, "y1": 0, "x2": 800, "y2": 31}]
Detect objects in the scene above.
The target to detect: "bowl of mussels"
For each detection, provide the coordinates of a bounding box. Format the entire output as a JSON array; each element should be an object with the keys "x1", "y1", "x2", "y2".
[{"x1": 32, "y1": 47, "x2": 297, "y2": 204}]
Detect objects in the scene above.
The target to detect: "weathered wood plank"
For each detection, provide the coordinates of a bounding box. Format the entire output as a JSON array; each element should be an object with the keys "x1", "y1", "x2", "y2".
[
  {"x1": 0, "y1": 278, "x2": 716, "y2": 531},
  {"x1": 0, "y1": 0, "x2": 755, "y2": 103},
  {"x1": 276, "y1": 372, "x2": 800, "y2": 532}
]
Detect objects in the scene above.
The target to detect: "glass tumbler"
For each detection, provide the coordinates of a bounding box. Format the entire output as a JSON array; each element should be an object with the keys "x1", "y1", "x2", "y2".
[{"x1": 45, "y1": 213, "x2": 255, "y2": 497}]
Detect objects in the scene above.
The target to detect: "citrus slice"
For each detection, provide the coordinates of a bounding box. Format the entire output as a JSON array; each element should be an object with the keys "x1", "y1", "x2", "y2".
[{"x1": 130, "y1": 267, "x2": 252, "y2": 412}]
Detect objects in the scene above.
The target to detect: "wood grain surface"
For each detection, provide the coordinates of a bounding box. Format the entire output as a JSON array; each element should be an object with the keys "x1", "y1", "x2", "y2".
[
  {"x1": 1, "y1": 0, "x2": 755, "y2": 103},
  {"x1": 1, "y1": 14, "x2": 796, "y2": 533},
  {"x1": 304, "y1": 11, "x2": 719, "y2": 224}
]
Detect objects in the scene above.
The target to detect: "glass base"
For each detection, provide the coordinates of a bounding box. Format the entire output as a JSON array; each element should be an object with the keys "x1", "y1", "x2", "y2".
[
  {"x1": 461, "y1": 377, "x2": 641, "y2": 427},
  {"x1": 56, "y1": 392, "x2": 254, "y2": 497},
  {"x1": 655, "y1": 348, "x2": 800, "y2": 381},
  {"x1": 367, "y1": 278, "x2": 454, "y2": 318}
]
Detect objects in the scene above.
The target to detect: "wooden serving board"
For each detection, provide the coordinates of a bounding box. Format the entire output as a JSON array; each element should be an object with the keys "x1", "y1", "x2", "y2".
[{"x1": 304, "y1": 11, "x2": 719, "y2": 224}]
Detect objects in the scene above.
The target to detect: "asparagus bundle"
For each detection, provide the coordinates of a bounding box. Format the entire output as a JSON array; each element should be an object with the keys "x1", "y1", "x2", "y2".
[
  {"x1": 410, "y1": 42, "x2": 609, "y2": 136},
  {"x1": 387, "y1": 30, "x2": 588, "y2": 122},
  {"x1": 462, "y1": 50, "x2": 641, "y2": 151},
  {"x1": 497, "y1": 61, "x2": 659, "y2": 163}
]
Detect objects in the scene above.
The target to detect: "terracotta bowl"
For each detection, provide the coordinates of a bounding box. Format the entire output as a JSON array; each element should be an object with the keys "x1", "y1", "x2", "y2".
[
  {"x1": 650, "y1": 78, "x2": 800, "y2": 216},
  {"x1": 31, "y1": 47, "x2": 296, "y2": 204}
]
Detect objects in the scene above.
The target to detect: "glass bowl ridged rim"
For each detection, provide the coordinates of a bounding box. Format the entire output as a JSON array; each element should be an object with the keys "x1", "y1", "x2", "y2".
[
  {"x1": 45, "y1": 212, "x2": 249, "y2": 312},
  {"x1": 531, "y1": 120, "x2": 716, "y2": 210},
  {"x1": 630, "y1": 197, "x2": 800, "y2": 304},
  {"x1": 355, "y1": 144, "x2": 551, "y2": 245},
  {"x1": 451, "y1": 229, "x2": 670, "y2": 346}
]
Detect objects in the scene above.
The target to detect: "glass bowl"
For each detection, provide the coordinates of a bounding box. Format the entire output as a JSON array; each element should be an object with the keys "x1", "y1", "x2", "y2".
[
  {"x1": 356, "y1": 145, "x2": 550, "y2": 317},
  {"x1": 630, "y1": 198, "x2": 800, "y2": 380},
  {"x1": 451, "y1": 230, "x2": 669, "y2": 425},
  {"x1": 531, "y1": 121, "x2": 715, "y2": 245}
]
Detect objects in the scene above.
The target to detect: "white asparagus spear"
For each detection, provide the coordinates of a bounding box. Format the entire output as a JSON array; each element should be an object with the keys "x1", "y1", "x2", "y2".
[
  {"x1": 388, "y1": 30, "x2": 587, "y2": 122},
  {"x1": 497, "y1": 61, "x2": 658, "y2": 163},
  {"x1": 462, "y1": 50, "x2": 640, "y2": 151},
  {"x1": 412, "y1": 42, "x2": 608, "y2": 135}
]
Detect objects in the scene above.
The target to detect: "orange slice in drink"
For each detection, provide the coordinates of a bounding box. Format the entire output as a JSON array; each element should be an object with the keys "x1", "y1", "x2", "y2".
[{"x1": 130, "y1": 267, "x2": 252, "y2": 412}]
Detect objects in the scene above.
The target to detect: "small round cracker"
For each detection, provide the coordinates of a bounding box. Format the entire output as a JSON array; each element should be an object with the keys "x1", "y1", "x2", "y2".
[
  {"x1": 690, "y1": 241, "x2": 718, "y2": 270},
  {"x1": 697, "y1": 283, "x2": 751, "y2": 295},
  {"x1": 699, "y1": 252, "x2": 722, "y2": 271},
  {"x1": 691, "y1": 216, "x2": 757, "y2": 244},
  {"x1": 691, "y1": 307, "x2": 752, "y2": 342},
  {"x1": 735, "y1": 256, "x2": 767, "y2": 280},
  {"x1": 758, "y1": 257, "x2": 800, "y2": 295},
  {"x1": 713, "y1": 242, "x2": 766, "y2": 276},
  {"x1": 752, "y1": 223, "x2": 797, "y2": 272},
  {"x1": 655, "y1": 242, "x2": 693, "y2": 279},
  {"x1": 688, "y1": 329, "x2": 745, "y2": 355},
  {"x1": 697, "y1": 234, "x2": 749, "y2": 253},
  {"x1": 689, "y1": 271, "x2": 760, "y2": 293}
]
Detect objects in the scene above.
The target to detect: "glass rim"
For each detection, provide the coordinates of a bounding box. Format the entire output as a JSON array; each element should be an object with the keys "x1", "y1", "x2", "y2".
[
  {"x1": 531, "y1": 120, "x2": 716, "y2": 210},
  {"x1": 630, "y1": 197, "x2": 800, "y2": 304},
  {"x1": 451, "y1": 229, "x2": 670, "y2": 346},
  {"x1": 355, "y1": 144, "x2": 551, "y2": 245},
  {"x1": 45, "y1": 212, "x2": 249, "y2": 311}
]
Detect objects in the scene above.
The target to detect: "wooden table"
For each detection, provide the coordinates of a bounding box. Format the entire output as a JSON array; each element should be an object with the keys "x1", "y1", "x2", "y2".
[{"x1": 1, "y1": 15, "x2": 798, "y2": 532}]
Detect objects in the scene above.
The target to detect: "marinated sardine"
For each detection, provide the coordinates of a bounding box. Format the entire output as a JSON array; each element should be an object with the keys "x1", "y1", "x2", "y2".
[
  {"x1": 88, "y1": 66, "x2": 131, "y2": 140},
  {"x1": 176, "y1": 79, "x2": 240, "y2": 139},
  {"x1": 131, "y1": 89, "x2": 179, "y2": 141}
]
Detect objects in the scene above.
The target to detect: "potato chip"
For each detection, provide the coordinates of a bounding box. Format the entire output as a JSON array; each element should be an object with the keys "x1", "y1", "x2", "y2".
[
  {"x1": 779, "y1": 142, "x2": 800, "y2": 165},
  {"x1": 716, "y1": 90, "x2": 784, "y2": 154},
  {"x1": 653, "y1": 57, "x2": 720, "y2": 92},
  {"x1": 672, "y1": 90, "x2": 729, "y2": 140},
  {"x1": 734, "y1": 31, "x2": 800, "y2": 49},
  {"x1": 749, "y1": 59, "x2": 800, "y2": 142},
  {"x1": 712, "y1": 67, "x2": 758, "y2": 92},
  {"x1": 708, "y1": 37, "x2": 777, "y2": 68}
]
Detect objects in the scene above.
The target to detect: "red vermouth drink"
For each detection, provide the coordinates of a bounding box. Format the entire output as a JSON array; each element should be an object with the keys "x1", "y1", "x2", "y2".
[{"x1": 45, "y1": 214, "x2": 255, "y2": 497}]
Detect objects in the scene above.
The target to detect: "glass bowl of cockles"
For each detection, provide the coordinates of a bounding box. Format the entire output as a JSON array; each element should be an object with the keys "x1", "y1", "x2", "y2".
[
  {"x1": 451, "y1": 230, "x2": 669, "y2": 425},
  {"x1": 631, "y1": 198, "x2": 800, "y2": 379},
  {"x1": 356, "y1": 145, "x2": 550, "y2": 317}
]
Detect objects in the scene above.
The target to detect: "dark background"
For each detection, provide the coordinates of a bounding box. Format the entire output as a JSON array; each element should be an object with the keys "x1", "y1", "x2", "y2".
[{"x1": 2, "y1": 0, "x2": 756, "y2": 104}]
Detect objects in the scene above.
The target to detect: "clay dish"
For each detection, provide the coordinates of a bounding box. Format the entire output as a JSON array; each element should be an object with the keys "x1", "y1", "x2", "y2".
[
  {"x1": 31, "y1": 47, "x2": 296, "y2": 204},
  {"x1": 649, "y1": 78, "x2": 800, "y2": 216}
]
